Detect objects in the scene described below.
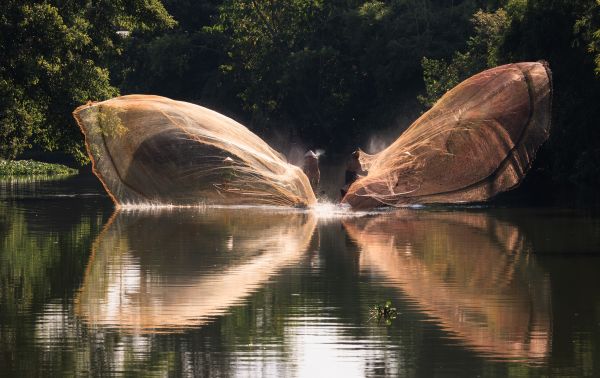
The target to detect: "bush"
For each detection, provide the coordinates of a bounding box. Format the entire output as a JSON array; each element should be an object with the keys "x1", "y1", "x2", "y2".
[{"x1": 0, "y1": 159, "x2": 78, "y2": 176}]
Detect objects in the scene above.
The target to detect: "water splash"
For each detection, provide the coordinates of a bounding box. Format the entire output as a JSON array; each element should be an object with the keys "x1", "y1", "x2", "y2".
[{"x1": 117, "y1": 200, "x2": 387, "y2": 219}]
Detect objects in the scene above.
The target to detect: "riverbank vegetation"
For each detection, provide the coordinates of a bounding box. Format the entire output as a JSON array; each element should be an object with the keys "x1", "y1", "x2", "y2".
[
  {"x1": 1, "y1": 0, "x2": 599, "y2": 189},
  {"x1": 0, "y1": 159, "x2": 77, "y2": 176}
]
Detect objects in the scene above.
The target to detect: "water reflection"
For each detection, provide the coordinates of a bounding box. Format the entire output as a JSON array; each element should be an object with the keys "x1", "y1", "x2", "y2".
[
  {"x1": 4, "y1": 175, "x2": 600, "y2": 376},
  {"x1": 75, "y1": 209, "x2": 317, "y2": 332},
  {"x1": 344, "y1": 210, "x2": 552, "y2": 362}
]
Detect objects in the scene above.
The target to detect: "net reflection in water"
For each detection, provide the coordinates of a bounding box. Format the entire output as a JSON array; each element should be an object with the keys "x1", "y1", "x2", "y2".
[
  {"x1": 344, "y1": 210, "x2": 552, "y2": 362},
  {"x1": 75, "y1": 208, "x2": 317, "y2": 332}
]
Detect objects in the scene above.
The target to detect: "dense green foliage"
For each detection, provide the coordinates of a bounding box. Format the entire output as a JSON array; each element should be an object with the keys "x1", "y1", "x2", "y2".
[
  {"x1": 0, "y1": 159, "x2": 77, "y2": 176},
  {"x1": 2, "y1": 0, "x2": 600, "y2": 188},
  {"x1": 418, "y1": 7, "x2": 510, "y2": 107},
  {"x1": 208, "y1": 0, "x2": 494, "y2": 147},
  {"x1": 116, "y1": 0, "x2": 225, "y2": 105},
  {"x1": 0, "y1": 0, "x2": 174, "y2": 162}
]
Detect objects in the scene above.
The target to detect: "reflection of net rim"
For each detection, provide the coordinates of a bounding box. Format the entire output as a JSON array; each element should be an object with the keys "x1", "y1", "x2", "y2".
[{"x1": 346, "y1": 62, "x2": 552, "y2": 207}]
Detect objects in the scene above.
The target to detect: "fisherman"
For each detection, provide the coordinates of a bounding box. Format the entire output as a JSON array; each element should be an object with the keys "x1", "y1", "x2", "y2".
[
  {"x1": 341, "y1": 150, "x2": 365, "y2": 198},
  {"x1": 217, "y1": 156, "x2": 236, "y2": 195},
  {"x1": 303, "y1": 150, "x2": 320, "y2": 192}
]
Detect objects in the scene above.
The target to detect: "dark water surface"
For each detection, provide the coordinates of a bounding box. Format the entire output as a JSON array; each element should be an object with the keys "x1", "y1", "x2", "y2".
[{"x1": 1, "y1": 173, "x2": 600, "y2": 376}]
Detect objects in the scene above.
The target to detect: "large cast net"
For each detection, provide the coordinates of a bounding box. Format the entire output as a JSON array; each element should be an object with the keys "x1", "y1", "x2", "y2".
[
  {"x1": 343, "y1": 62, "x2": 552, "y2": 209},
  {"x1": 73, "y1": 95, "x2": 316, "y2": 207}
]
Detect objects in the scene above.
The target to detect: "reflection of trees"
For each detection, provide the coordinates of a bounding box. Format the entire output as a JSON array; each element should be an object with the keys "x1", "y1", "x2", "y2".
[
  {"x1": 75, "y1": 209, "x2": 316, "y2": 332},
  {"x1": 494, "y1": 208, "x2": 600, "y2": 255},
  {"x1": 0, "y1": 202, "x2": 107, "y2": 373},
  {"x1": 0, "y1": 203, "x2": 105, "y2": 313},
  {"x1": 343, "y1": 210, "x2": 552, "y2": 362}
]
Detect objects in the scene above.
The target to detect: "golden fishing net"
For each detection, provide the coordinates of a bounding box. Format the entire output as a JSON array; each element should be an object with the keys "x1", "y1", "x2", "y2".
[
  {"x1": 73, "y1": 95, "x2": 316, "y2": 207},
  {"x1": 343, "y1": 62, "x2": 552, "y2": 209}
]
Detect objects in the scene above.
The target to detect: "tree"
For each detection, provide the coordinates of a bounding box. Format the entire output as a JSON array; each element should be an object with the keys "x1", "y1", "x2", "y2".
[
  {"x1": 574, "y1": 0, "x2": 600, "y2": 76},
  {"x1": 0, "y1": 0, "x2": 174, "y2": 162},
  {"x1": 210, "y1": 0, "x2": 486, "y2": 150},
  {"x1": 116, "y1": 0, "x2": 228, "y2": 110},
  {"x1": 418, "y1": 7, "x2": 510, "y2": 107}
]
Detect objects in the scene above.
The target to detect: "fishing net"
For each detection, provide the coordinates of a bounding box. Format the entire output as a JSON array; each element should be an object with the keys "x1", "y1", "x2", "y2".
[
  {"x1": 343, "y1": 62, "x2": 553, "y2": 209},
  {"x1": 73, "y1": 95, "x2": 316, "y2": 207}
]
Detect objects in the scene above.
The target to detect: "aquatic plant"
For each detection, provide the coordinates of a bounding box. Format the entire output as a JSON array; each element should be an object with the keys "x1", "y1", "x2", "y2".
[{"x1": 369, "y1": 300, "x2": 398, "y2": 325}]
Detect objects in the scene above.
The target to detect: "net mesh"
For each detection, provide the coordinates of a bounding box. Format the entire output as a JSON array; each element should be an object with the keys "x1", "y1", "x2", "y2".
[
  {"x1": 73, "y1": 95, "x2": 317, "y2": 207},
  {"x1": 343, "y1": 62, "x2": 552, "y2": 209}
]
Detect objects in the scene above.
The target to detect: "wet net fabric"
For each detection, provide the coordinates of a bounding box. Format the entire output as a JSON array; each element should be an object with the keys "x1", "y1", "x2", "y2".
[
  {"x1": 343, "y1": 62, "x2": 552, "y2": 209},
  {"x1": 73, "y1": 95, "x2": 316, "y2": 207}
]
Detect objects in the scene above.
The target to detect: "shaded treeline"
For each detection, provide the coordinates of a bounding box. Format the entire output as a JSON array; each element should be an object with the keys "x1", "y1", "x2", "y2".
[
  {"x1": 115, "y1": 0, "x2": 494, "y2": 152},
  {"x1": 1, "y1": 0, "x2": 599, "y2": 189}
]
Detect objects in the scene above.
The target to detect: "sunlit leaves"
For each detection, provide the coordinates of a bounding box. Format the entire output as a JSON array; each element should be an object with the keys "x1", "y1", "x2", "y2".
[
  {"x1": 574, "y1": 0, "x2": 600, "y2": 75},
  {"x1": 419, "y1": 8, "x2": 509, "y2": 108}
]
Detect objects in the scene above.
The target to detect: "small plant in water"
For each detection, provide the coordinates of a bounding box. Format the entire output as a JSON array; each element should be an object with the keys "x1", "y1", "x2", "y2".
[{"x1": 369, "y1": 300, "x2": 398, "y2": 325}]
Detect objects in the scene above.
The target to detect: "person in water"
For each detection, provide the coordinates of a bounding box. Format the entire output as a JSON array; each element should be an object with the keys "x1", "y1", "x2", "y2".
[
  {"x1": 215, "y1": 156, "x2": 236, "y2": 195},
  {"x1": 341, "y1": 150, "x2": 366, "y2": 198},
  {"x1": 303, "y1": 150, "x2": 320, "y2": 192}
]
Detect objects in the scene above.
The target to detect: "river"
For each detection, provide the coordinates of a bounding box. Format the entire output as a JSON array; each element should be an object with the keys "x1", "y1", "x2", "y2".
[{"x1": 1, "y1": 172, "x2": 599, "y2": 376}]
